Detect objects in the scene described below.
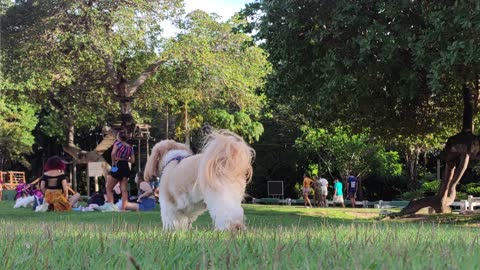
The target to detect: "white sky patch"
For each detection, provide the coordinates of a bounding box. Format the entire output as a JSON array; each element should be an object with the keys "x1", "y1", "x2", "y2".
[{"x1": 161, "y1": 0, "x2": 251, "y2": 37}]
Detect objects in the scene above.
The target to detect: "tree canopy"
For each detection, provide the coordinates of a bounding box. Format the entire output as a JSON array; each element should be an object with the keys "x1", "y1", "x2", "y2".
[
  {"x1": 295, "y1": 125, "x2": 402, "y2": 180},
  {"x1": 243, "y1": 0, "x2": 480, "y2": 138},
  {"x1": 1, "y1": 1, "x2": 270, "y2": 170}
]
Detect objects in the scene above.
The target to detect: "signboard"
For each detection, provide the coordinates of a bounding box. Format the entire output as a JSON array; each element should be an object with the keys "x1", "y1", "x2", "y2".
[
  {"x1": 267, "y1": 181, "x2": 284, "y2": 197},
  {"x1": 87, "y1": 162, "x2": 104, "y2": 177}
]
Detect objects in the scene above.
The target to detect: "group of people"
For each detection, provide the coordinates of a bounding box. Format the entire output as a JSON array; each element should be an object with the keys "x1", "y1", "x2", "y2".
[
  {"x1": 39, "y1": 129, "x2": 156, "y2": 212},
  {"x1": 302, "y1": 174, "x2": 359, "y2": 208}
]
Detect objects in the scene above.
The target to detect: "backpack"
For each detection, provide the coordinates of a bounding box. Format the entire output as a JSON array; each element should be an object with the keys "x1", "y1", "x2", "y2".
[{"x1": 87, "y1": 192, "x2": 105, "y2": 206}]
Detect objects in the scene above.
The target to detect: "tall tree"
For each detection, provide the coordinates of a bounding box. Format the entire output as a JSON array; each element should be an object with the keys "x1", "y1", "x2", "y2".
[
  {"x1": 0, "y1": 97, "x2": 38, "y2": 170},
  {"x1": 243, "y1": 1, "x2": 480, "y2": 213},
  {"x1": 136, "y1": 10, "x2": 271, "y2": 144},
  {"x1": 296, "y1": 125, "x2": 402, "y2": 199},
  {"x1": 1, "y1": 0, "x2": 183, "y2": 164}
]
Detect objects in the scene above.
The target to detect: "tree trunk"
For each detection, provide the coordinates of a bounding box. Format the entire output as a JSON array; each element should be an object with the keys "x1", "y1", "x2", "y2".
[
  {"x1": 184, "y1": 103, "x2": 190, "y2": 148},
  {"x1": 400, "y1": 85, "x2": 479, "y2": 215},
  {"x1": 66, "y1": 121, "x2": 77, "y2": 191},
  {"x1": 165, "y1": 104, "x2": 169, "y2": 139},
  {"x1": 357, "y1": 177, "x2": 363, "y2": 200},
  {"x1": 119, "y1": 96, "x2": 135, "y2": 132},
  {"x1": 405, "y1": 147, "x2": 421, "y2": 189},
  {"x1": 67, "y1": 121, "x2": 75, "y2": 147},
  {"x1": 72, "y1": 159, "x2": 77, "y2": 192}
]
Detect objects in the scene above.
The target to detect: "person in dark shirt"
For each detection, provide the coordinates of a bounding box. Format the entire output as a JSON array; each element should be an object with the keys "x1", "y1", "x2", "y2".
[
  {"x1": 346, "y1": 175, "x2": 358, "y2": 208},
  {"x1": 40, "y1": 156, "x2": 72, "y2": 212}
]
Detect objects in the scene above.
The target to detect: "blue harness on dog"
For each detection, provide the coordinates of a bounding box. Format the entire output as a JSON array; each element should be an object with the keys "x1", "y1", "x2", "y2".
[{"x1": 165, "y1": 155, "x2": 190, "y2": 167}]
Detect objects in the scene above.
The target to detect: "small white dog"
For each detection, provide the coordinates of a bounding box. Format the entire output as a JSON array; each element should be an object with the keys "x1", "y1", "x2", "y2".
[{"x1": 144, "y1": 130, "x2": 254, "y2": 231}]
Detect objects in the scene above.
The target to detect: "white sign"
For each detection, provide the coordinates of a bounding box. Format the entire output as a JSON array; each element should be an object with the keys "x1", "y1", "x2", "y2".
[{"x1": 87, "y1": 162, "x2": 104, "y2": 177}]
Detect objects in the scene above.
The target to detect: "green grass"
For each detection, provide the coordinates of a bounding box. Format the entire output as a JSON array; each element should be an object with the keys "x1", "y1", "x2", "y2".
[{"x1": 0, "y1": 202, "x2": 479, "y2": 269}]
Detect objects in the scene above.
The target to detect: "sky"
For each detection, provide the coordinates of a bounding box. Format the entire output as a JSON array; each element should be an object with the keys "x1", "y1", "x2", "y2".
[{"x1": 162, "y1": 0, "x2": 252, "y2": 37}]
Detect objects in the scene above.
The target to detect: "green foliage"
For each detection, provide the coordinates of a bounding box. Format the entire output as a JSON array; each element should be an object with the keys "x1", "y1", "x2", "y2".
[
  {"x1": 400, "y1": 179, "x2": 472, "y2": 200},
  {"x1": 422, "y1": 180, "x2": 441, "y2": 194},
  {"x1": 399, "y1": 189, "x2": 425, "y2": 201},
  {"x1": 295, "y1": 125, "x2": 402, "y2": 179},
  {"x1": 208, "y1": 109, "x2": 264, "y2": 142},
  {"x1": 0, "y1": 98, "x2": 38, "y2": 169},
  {"x1": 463, "y1": 183, "x2": 480, "y2": 197},
  {"x1": 241, "y1": 1, "x2": 480, "y2": 188},
  {"x1": 137, "y1": 10, "x2": 271, "y2": 142},
  {"x1": 0, "y1": 0, "x2": 184, "y2": 142},
  {"x1": 244, "y1": 1, "x2": 480, "y2": 137},
  {"x1": 306, "y1": 164, "x2": 319, "y2": 177},
  {"x1": 400, "y1": 179, "x2": 438, "y2": 200}
]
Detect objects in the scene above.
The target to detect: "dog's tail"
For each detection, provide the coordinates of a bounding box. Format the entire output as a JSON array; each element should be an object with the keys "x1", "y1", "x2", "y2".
[
  {"x1": 144, "y1": 140, "x2": 191, "y2": 181},
  {"x1": 197, "y1": 130, "x2": 255, "y2": 192}
]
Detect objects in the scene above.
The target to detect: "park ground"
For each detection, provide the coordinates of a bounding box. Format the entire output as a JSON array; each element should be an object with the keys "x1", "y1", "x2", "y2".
[{"x1": 1, "y1": 202, "x2": 480, "y2": 269}]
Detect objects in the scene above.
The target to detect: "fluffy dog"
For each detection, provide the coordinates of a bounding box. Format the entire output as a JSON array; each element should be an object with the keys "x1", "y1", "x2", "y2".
[{"x1": 143, "y1": 130, "x2": 254, "y2": 231}]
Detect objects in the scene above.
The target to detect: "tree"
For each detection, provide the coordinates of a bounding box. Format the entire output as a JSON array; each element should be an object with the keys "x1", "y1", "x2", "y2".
[
  {"x1": 295, "y1": 125, "x2": 402, "y2": 198},
  {"x1": 243, "y1": 0, "x2": 480, "y2": 213},
  {"x1": 136, "y1": 10, "x2": 271, "y2": 144},
  {"x1": 0, "y1": 97, "x2": 38, "y2": 170},
  {"x1": 1, "y1": 0, "x2": 184, "y2": 164}
]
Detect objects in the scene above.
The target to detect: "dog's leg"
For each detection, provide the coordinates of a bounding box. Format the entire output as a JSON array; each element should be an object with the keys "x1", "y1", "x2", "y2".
[
  {"x1": 160, "y1": 197, "x2": 176, "y2": 230},
  {"x1": 160, "y1": 200, "x2": 193, "y2": 230},
  {"x1": 185, "y1": 202, "x2": 207, "y2": 229},
  {"x1": 204, "y1": 191, "x2": 245, "y2": 231}
]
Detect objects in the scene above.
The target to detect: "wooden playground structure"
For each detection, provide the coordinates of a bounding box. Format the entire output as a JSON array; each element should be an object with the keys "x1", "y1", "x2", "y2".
[
  {"x1": 0, "y1": 170, "x2": 76, "y2": 195},
  {"x1": 0, "y1": 171, "x2": 26, "y2": 190}
]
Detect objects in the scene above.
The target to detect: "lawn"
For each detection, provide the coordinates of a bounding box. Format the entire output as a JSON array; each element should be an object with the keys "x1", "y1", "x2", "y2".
[{"x1": 0, "y1": 201, "x2": 479, "y2": 269}]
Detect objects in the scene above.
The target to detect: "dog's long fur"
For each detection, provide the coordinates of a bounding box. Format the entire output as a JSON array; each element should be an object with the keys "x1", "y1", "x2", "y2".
[{"x1": 144, "y1": 130, "x2": 254, "y2": 231}]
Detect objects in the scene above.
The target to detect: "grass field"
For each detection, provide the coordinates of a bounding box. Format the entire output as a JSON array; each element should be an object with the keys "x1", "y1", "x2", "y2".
[{"x1": 1, "y1": 201, "x2": 479, "y2": 270}]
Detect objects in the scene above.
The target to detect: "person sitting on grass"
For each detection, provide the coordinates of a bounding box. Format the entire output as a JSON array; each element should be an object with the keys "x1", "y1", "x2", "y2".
[
  {"x1": 124, "y1": 171, "x2": 156, "y2": 211},
  {"x1": 302, "y1": 174, "x2": 313, "y2": 208},
  {"x1": 40, "y1": 156, "x2": 74, "y2": 212}
]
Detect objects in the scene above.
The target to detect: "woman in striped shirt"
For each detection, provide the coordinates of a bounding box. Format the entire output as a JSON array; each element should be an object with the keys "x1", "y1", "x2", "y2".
[{"x1": 106, "y1": 130, "x2": 135, "y2": 210}]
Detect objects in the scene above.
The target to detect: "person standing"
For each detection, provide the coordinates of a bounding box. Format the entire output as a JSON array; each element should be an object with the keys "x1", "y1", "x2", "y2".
[
  {"x1": 107, "y1": 130, "x2": 135, "y2": 211},
  {"x1": 346, "y1": 175, "x2": 358, "y2": 207},
  {"x1": 319, "y1": 175, "x2": 329, "y2": 207},
  {"x1": 332, "y1": 179, "x2": 345, "y2": 208},
  {"x1": 302, "y1": 174, "x2": 313, "y2": 208},
  {"x1": 312, "y1": 176, "x2": 321, "y2": 207}
]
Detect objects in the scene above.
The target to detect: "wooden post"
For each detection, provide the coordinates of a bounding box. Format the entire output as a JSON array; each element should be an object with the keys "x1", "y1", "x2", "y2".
[
  {"x1": 437, "y1": 159, "x2": 441, "y2": 180},
  {"x1": 138, "y1": 138, "x2": 141, "y2": 171},
  {"x1": 72, "y1": 160, "x2": 77, "y2": 191},
  {"x1": 87, "y1": 178, "x2": 90, "y2": 196},
  {"x1": 363, "y1": 200, "x2": 368, "y2": 208},
  {"x1": 94, "y1": 176, "x2": 99, "y2": 192},
  {"x1": 146, "y1": 137, "x2": 150, "y2": 160},
  {"x1": 468, "y1": 195, "x2": 474, "y2": 211},
  {"x1": 165, "y1": 105, "x2": 169, "y2": 139}
]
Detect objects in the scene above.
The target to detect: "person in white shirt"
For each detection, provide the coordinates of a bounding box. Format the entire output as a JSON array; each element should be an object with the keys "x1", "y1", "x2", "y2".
[{"x1": 319, "y1": 176, "x2": 329, "y2": 207}]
